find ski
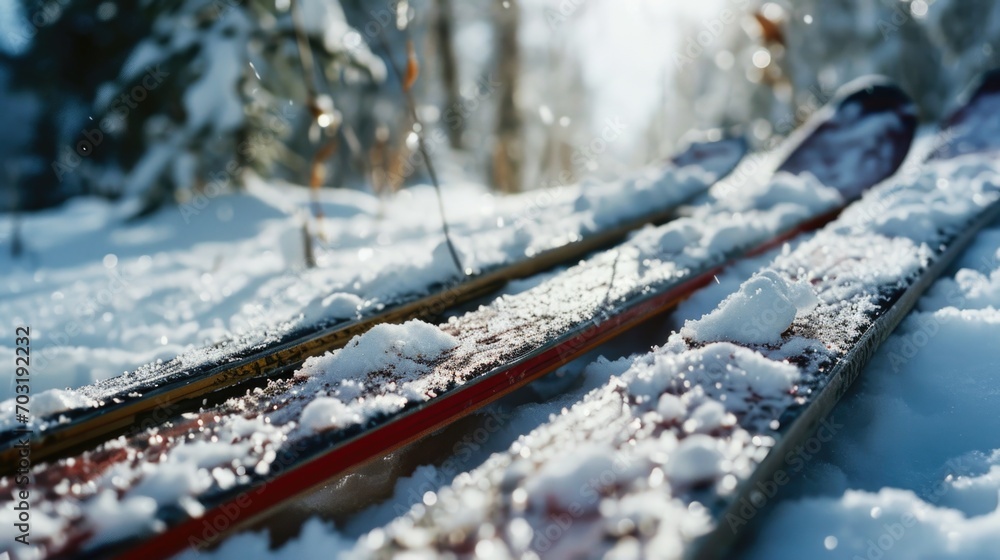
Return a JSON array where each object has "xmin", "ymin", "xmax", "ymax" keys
[
  {"xmin": 0, "ymin": 77, "xmax": 918, "ymax": 559},
  {"xmin": 0, "ymin": 135, "xmax": 748, "ymax": 470},
  {"xmin": 340, "ymin": 71, "xmax": 1000, "ymax": 559}
]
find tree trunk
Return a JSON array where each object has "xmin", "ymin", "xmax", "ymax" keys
[
  {"xmin": 435, "ymin": 0, "xmax": 463, "ymax": 150},
  {"xmin": 492, "ymin": 0, "xmax": 523, "ymax": 193}
]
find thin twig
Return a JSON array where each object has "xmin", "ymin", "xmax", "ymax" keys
[
  {"xmin": 289, "ymin": 0, "xmax": 330, "ymax": 236},
  {"xmin": 376, "ymin": 32, "xmax": 465, "ymax": 277}
]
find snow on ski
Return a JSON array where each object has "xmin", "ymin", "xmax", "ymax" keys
[
  {"xmin": 337, "ymin": 71, "xmax": 1000, "ymax": 560},
  {"xmin": 0, "ymin": 77, "xmax": 918, "ymax": 559},
  {"xmin": 0, "ymin": 137, "xmax": 748, "ymax": 471}
]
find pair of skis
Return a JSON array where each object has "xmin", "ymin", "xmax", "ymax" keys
[
  {"xmin": 0, "ymin": 137, "xmax": 749, "ymax": 472},
  {"xmin": 0, "ymin": 76, "xmax": 925, "ymax": 559},
  {"xmin": 355, "ymin": 70, "xmax": 1000, "ymax": 560}
]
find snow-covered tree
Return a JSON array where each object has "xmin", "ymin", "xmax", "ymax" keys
[
  {"xmin": 94, "ymin": 0, "xmax": 389, "ymax": 216},
  {"xmin": 9, "ymin": 0, "xmax": 390, "ymax": 215},
  {"xmin": 7, "ymin": 0, "xmax": 155, "ymax": 210}
]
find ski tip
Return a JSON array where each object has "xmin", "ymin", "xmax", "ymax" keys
[
  {"xmin": 972, "ymin": 66, "xmax": 1000, "ymax": 96},
  {"xmin": 832, "ymin": 75, "xmax": 916, "ymax": 114},
  {"xmin": 927, "ymin": 67, "xmax": 1000, "ymax": 161},
  {"xmin": 775, "ymin": 75, "xmax": 917, "ymax": 200},
  {"xmin": 669, "ymin": 134, "xmax": 748, "ymax": 176}
]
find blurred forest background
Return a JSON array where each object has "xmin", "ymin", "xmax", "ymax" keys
[{"xmin": 0, "ymin": 0, "xmax": 998, "ymax": 216}]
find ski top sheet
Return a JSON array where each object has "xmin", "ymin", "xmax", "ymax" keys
[
  {"xmin": 334, "ymin": 72, "xmax": 1000, "ymax": 560},
  {"xmin": 0, "ymin": 77, "xmax": 917, "ymax": 559},
  {"xmin": 0, "ymin": 136, "xmax": 748, "ymax": 470}
]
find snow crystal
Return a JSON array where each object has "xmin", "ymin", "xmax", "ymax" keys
[
  {"xmin": 686, "ymin": 400, "xmax": 729, "ymax": 434},
  {"xmin": 319, "ymin": 293, "xmax": 362, "ymax": 319},
  {"xmin": 83, "ymin": 490, "xmax": 162, "ymax": 549},
  {"xmin": 723, "ymin": 171, "xmax": 841, "ymax": 215},
  {"xmin": 27, "ymin": 389, "xmax": 97, "ymax": 419},
  {"xmin": 523, "ymin": 444, "xmax": 626, "ymax": 512},
  {"xmin": 299, "ymin": 397, "xmax": 361, "ymax": 433},
  {"xmin": 681, "ymin": 271, "xmax": 819, "ymax": 345},
  {"xmin": 656, "ymin": 393, "xmax": 686, "ymax": 423},
  {"xmin": 666, "ymin": 434, "xmax": 725, "ymax": 487},
  {"xmin": 296, "ymin": 320, "xmax": 458, "ymax": 385}
]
